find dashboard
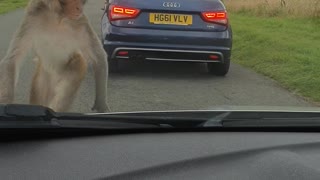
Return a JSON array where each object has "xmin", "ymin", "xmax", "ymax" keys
[{"xmin": 1, "ymin": 131, "xmax": 320, "ymax": 180}]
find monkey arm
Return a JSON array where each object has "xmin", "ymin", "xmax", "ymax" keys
[
  {"xmin": 0, "ymin": 18, "xmax": 32, "ymax": 103},
  {"xmin": 82, "ymin": 24, "xmax": 110, "ymax": 113}
]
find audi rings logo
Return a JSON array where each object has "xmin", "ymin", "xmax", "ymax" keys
[{"xmin": 163, "ymin": 2, "xmax": 181, "ymax": 8}]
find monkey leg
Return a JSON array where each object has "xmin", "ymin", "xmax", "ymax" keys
[
  {"xmin": 0, "ymin": 60, "xmax": 15, "ymax": 103},
  {"xmin": 47, "ymin": 53, "xmax": 88, "ymax": 112},
  {"xmin": 30, "ymin": 58, "xmax": 52, "ymax": 106}
]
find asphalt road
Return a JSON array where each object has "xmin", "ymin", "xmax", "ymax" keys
[{"xmin": 0, "ymin": 1, "xmax": 313, "ymax": 113}]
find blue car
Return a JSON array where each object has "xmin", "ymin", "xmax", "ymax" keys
[{"xmin": 101, "ymin": 0, "xmax": 233, "ymax": 75}]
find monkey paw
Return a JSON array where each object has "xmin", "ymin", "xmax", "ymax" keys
[
  {"xmin": 0, "ymin": 93, "xmax": 14, "ymax": 104},
  {"xmin": 91, "ymin": 102, "xmax": 110, "ymax": 113}
]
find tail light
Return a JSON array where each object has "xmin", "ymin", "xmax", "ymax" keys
[
  {"xmin": 109, "ymin": 5, "xmax": 140, "ymax": 21},
  {"xmin": 209, "ymin": 55, "xmax": 220, "ymax": 60},
  {"xmin": 117, "ymin": 51, "xmax": 129, "ymax": 56},
  {"xmin": 201, "ymin": 11, "xmax": 228, "ymax": 25}
]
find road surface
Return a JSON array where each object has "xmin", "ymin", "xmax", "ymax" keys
[{"xmin": 0, "ymin": 1, "xmax": 313, "ymax": 113}]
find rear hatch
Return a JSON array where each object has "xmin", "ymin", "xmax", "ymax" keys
[{"xmin": 107, "ymin": 0, "xmax": 228, "ymax": 32}]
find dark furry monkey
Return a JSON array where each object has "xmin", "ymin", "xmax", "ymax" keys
[{"xmin": 0, "ymin": 0, "xmax": 110, "ymax": 112}]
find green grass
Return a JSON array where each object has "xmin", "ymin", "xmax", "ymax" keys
[
  {"xmin": 0, "ymin": 0, "xmax": 28, "ymax": 14},
  {"xmin": 230, "ymin": 12, "xmax": 320, "ymax": 103}
]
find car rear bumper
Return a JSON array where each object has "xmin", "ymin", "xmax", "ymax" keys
[
  {"xmin": 103, "ymin": 41, "xmax": 231, "ymax": 63},
  {"xmin": 102, "ymin": 25, "xmax": 232, "ymax": 63}
]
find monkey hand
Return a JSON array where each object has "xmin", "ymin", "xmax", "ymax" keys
[{"xmin": 91, "ymin": 101, "xmax": 110, "ymax": 113}]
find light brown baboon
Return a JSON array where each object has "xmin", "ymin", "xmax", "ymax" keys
[{"xmin": 0, "ymin": 0, "xmax": 110, "ymax": 112}]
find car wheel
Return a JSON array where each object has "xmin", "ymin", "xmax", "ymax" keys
[
  {"xmin": 207, "ymin": 59, "xmax": 230, "ymax": 76},
  {"xmin": 108, "ymin": 58, "xmax": 119, "ymax": 73}
]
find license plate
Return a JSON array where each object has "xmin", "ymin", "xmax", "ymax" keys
[{"xmin": 149, "ymin": 13, "xmax": 193, "ymax": 25}]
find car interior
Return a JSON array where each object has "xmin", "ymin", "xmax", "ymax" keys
[{"xmin": 2, "ymin": 129, "xmax": 320, "ymax": 180}]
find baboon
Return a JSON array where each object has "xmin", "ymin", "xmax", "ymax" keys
[{"xmin": 0, "ymin": 0, "xmax": 110, "ymax": 112}]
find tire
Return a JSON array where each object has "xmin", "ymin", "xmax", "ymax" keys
[
  {"xmin": 108, "ymin": 58, "xmax": 119, "ymax": 73},
  {"xmin": 207, "ymin": 58, "xmax": 230, "ymax": 76}
]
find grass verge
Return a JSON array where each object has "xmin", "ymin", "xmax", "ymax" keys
[
  {"xmin": 0, "ymin": 0, "xmax": 28, "ymax": 15},
  {"xmin": 223, "ymin": 0, "xmax": 320, "ymax": 18},
  {"xmin": 229, "ymin": 12, "xmax": 320, "ymax": 103}
]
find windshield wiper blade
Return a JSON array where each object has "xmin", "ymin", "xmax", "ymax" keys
[
  {"xmin": 0, "ymin": 104, "xmax": 209, "ymax": 129},
  {"xmin": 4, "ymin": 104, "xmax": 320, "ymax": 130},
  {"xmin": 199, "ymin": 111, "xmax": 231, "ymax": 127},
  {"xmin": 0, "ymin": 104, "xmax": 59, "ymax": 128},
  {"xmin": 201, "ymin": 111, "xmax": 320, "ymax": 127}
]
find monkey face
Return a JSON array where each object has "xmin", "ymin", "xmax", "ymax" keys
[{"xmin": 60, "ymin": 0, "xmax": 84, "ymax": 20}]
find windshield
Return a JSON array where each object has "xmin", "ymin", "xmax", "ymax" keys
[{"xmin": 0, "ymin": 0, "xmax": 319, "ymax": 120}]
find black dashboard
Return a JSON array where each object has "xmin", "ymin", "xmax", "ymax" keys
[{"xmin": 2, "ymin": 131, "xmax": 320, "ymax": 180}]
